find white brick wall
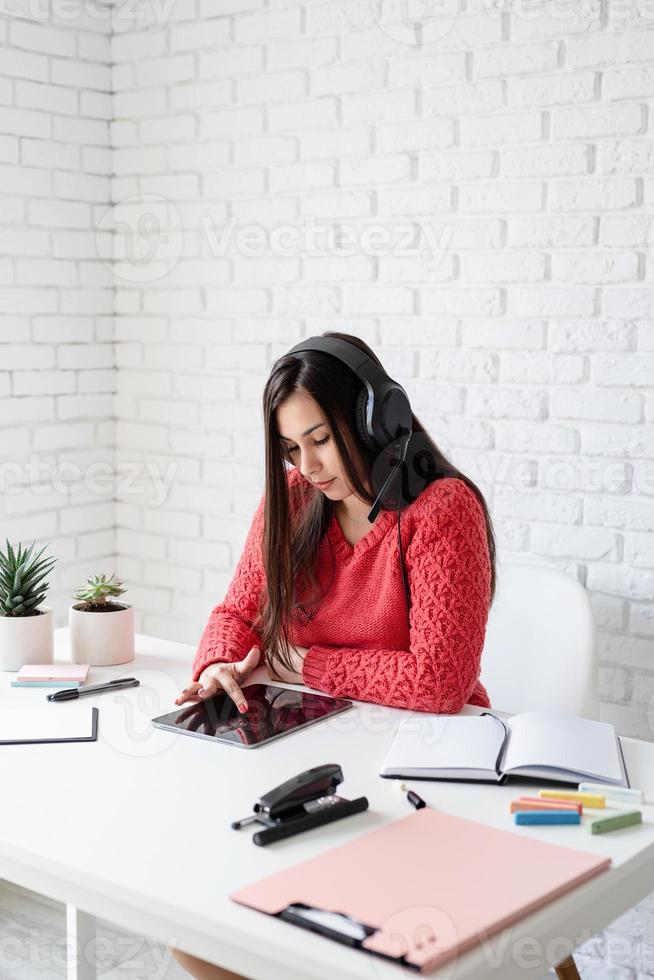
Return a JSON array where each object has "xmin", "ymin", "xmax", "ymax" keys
[
  {"xmin": 0, "ymin": 6, "xmax": 115, "ymax": 617},
  {"xmin": 2, "ymin": 1, "xmax": 654, "ymax": 973}
]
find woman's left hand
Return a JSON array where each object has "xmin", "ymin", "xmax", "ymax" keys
[{"xmin": 266, "ymin": 645, "xmax": 309, "ymax": 684}]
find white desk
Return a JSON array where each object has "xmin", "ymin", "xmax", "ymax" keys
[{"xmin": 1, "ymin": 629, "xmax": 653, "ymax": 980}]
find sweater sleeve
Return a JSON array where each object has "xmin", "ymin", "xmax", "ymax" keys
[
  {"xmin": 191, "ymin": 491, "xmax": 266, "ymax": 682},
  {"xmin": 301, "ymin": 479, "xmax": 492, "ymax": 713}
]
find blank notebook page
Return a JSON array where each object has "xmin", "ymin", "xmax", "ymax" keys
[
  {"xmin": 382, "ymin": 714, "xmax": 505, "ymax": 771},
  {"xmin": 503, "ymin": 710, "xmax": 623, "ymax": 781},
  {"xmin": 0, "ymin": 708, "xmax": 94, "ymax": 743}
]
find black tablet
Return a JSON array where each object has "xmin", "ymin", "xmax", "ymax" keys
[{"xmin": 151, "ymin": 683, "xmax": 353, "ymax": 748}]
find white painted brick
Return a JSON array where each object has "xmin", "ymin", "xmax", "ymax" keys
[
  {"xmin": 468, "ymin": 386, "xmax": 547, "ymax": 420},
  {"xmin": 551, "ymin": 104, "xmax": 644, "ymax": 140},
  {"xmin": 509, "ymin": 70, "xmax": 596, "ymax": 108},
  {"xmin": 300, "ymin": 128, "xmax": 368, "ymax": 160},
  {"xmin": 566, "ymin": 30, "xmax": 654, "ymax": 69},
  {"xmin": 630, "ymin": 604, "xmax": 654, "ymax": 637},
  {"xmin": 235, "ymin": 135, "xmax": 296, "ymax": 166},
  {"xmin": 500, "ymin": 351, "xmax": 585, "ymax": 384},
  {"xmin": 553, "ymin": 251, "xmax": 640, "ymax": 284},
  {"xmin": 599, "ymin": 665, "xmax": 631, "ymax": 701},
  {"xmin": 418, "ymin": 149, "xmax": 495, "ymax": 182},
  {"xmin": 343, "ymin": 286, "xmax": 413, "ymax": 316},
  {"xmin": 169, "ymin": 20, "xmax": 231, "ymax": 53},
  {"xmin": 552, "ymin": 387, "xmax": 642, "ymax": 423},
  {"xmin": 508, "ymin": 215, "xmax": 595, "ymax": 247},
  {"xmin": 496, "ymin": 421, "xmax": 577, "ymax": 453},
  {"xmin": 0, "ymin": 47, "xmax": 48, "ymax": 82},
  {"xmin": 15, "ymin": 80, "xmax": 78, "ymax": 116},
  {"xmin": 340, "ymin": 154, "xmax": 410, "ymax": 187},
  {"xmin": 377, "ymin": 185, "xmax": 452, "ymax": 217},
  {"xmin": 312, "ymin": 61, "xmax": 385, "ymax": 97},
  {"xmin": 533, "ymin": 526, "xmax": 621, "ymax": 561},
  {"xmin": 494, "ymin": 488, "xmax": 582, "ymax": 524},
  {"xmin": 461, "ymin": 110, "xmax": 543, "ymax": 147},
  {"xmin": 550, "ymin": 177, "xmax": 640, "ymax": 211},
  {"xmin": 268, "ymin": 36, "xmax": 338, "ymax": 71},
  {"xmin": 376, "ymin": 118, "xmax": 455, "ymax": 154},
  {"xmin": 586, "ymin": 496, "xmax": 654, "ymax": 533},
  {"xmin": 197, "ymin": 46, "xmax": 263, "ymax": 79},
  {"xmin": 459, "ymin": 181, "xmax": 543, "ymax": 214},
  {"xmin": 501, "ymin": 143, "xmax": 591, "ymax": 178},
  {"xmin": 388, "ymin": 52, "xmax": 466, "ymax": 88},
  {"xmin": 510, "ymin": 286, "xmax": 595, "ymax": 316},
  {"xmin": 342, "ymin": 89, "xmax": 415, "ymax": 126},
  {"xmin": 425, "ymin": 81, "xmax": 505, "ymax": 119},
  {"xmin": 625, "ymin": 533, "xmax": 654, "ymax": 569},
  {"xmin": 581, "ymin": 423, "xmax": 654, "ymax": 458},
  {"xmin": 270, "ymin": 161, "xmax": 334, "ymax": 194},
  {"xmin": 420, "ymin": 349, "xmax": 498, "ymax": 383},
  {"xmin": 463, "ymin": 320, "xmax": 545, "ymax": 349},
  {"xmin": 234, "ymin": 7, "xmax": 302, "ymax": 43},
  {"xmin": 592, "ymin": 353, "xmax": 654, "ymax": 386},
  {"xmin": 598, "ymin": 139, "xmax": 654, "ymax": 175},
  {"xmin": 52, "ymin": 115, "xmax": 109, "ymax": 146},
  {"xmin": 80, "ymin": 91, "xmax": 112, "ymax": 120},
  {"xmin": 599, "ymin": 213, "xmax": 651, "ymax": 247},
  {"xmin": 9, "ymin": 19, "xmax": 75, "ymax": 56},
  {"xmin": 269, "ymin": 99, "xmax": 338, "ymax": 132},
  {"xmin": 0, "ymin": 105, "xmax": 51, "ymax": 139},
  {"xmin": 421, "ymin": 287, "xmax": 503, "ymax": 316},
  {"xmin": 474, "ymin": 41, "xmax": 558, "ymax": 77},
  {"xmin": 238, "ymin": 72, "xmax": 304, "ymax": 106}
]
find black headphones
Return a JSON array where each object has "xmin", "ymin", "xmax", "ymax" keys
[{"xmin": 285, "ymin": 335, "xmax": 435, "ymax": 623}]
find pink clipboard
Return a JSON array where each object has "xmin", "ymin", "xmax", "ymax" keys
[{"xmin": 230, "ymin": 808, "xmax": 611, "ymax": 973}]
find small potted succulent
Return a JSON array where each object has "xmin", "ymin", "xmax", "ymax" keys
[
  {"xmin": 69, "ymin": 572, "xmax": 134, "ymax": 666},
  {"xmin": 0, "ymin": 539, "xmax": 57, "ymax": 671}
]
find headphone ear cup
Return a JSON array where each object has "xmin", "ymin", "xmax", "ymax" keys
[{"xmin": 355, "ymin": 387, "xmax": 377, "ymax": 451}]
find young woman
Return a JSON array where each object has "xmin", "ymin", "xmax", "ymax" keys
[{"xmin": 169, "ymin": 332, "xmax": 497, "ymax": 980}]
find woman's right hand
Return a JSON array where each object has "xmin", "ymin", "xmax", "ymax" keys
[{"xmin": 174, "ymin": 646, "xmax": 261, "ymax": 713}]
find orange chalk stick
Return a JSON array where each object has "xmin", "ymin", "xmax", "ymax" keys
[{"xmin": 509, "ymin": 797, "xmax": 583, "ymax": 815}]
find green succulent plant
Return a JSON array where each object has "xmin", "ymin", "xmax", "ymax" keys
[
  {"xmin": 0, "ymin": 539, "xmax": 57, "ymax": 617},
  {"xmin": 72, "ymin": 572, "xmax": 127, "ymax": 610}
]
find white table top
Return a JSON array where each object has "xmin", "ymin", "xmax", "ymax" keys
[{"xmin": 1, "ymin": 629, "xmax": 653, "ymax": 980}]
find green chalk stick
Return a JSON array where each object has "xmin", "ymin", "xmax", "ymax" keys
[{"xmin": 586, "ymin": 809, "xmax": 642, "ymax": 835}]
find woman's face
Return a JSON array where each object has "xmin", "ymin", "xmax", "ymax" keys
[{"xmin": 276, "ymin": 391, "xmax": 352, "ymax": 499}]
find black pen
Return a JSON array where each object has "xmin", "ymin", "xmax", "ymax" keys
[{"xmin": 47, "ymin": 677, "xmax": 140, "ymax": 702}]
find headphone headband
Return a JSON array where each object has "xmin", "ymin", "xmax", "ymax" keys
[{"xmin": 286, "ymin": 336, "xmax": 412, "ymax": 450}]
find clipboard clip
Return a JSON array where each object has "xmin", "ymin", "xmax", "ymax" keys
[
  {"xmin": 277, "ymin": 903, "xmax": 421, "ymax": 972},
  {"xmin": 230, "ymin": 763, "xmax": 369, "ymax": 846}
]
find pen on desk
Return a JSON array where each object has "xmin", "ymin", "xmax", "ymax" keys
[
  {"xmin": 394, "ymin": 782, "xmax": 427, "ymax": 810},
  {"xmin": 47, "ymin": 677, "xmax": 139, "ymax": 702}
]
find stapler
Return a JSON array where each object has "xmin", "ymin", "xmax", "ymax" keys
[{"xmin": 231, "ymin": 763, "xmax": 369, "ymax": 846}]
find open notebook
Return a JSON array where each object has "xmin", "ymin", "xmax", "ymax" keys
[
  {"xmin": 379, "ymin": 710, "xmax": 629, "ymax": 786},
  {"xmin": 0, "ymin": 707, "xmax": 98, "ymax": 745}
]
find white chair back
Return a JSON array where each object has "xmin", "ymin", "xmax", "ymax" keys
[{"xmin": 479, "ymin": 561, "xmax": 598, "ymax": 719}]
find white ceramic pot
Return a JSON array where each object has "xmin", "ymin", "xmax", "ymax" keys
[
  {"xmin": 0, "ymin": 606, "xmax": 54, "ymax": 672},
  {"xmin": 69, "ymin": 603, "xmax": 135, "ymax": 666}
]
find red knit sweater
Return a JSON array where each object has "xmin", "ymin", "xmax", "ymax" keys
[{"xmin": 192, "ymin": 468, "xmax": 492, "ymax": 713}]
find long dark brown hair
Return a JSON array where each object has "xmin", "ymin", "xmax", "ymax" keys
[{"xmin": 255, "ymin": 332, "xmax": 497, "ymax": 677}]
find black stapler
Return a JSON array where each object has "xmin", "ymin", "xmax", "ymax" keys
[{"xmin": 231, "ymin": 763, "xmax": 369, "ymax": 846}]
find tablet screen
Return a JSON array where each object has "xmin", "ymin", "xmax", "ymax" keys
[{"xmin": 151, "ymin": 683, "xmax": 353, "ymax": 748}]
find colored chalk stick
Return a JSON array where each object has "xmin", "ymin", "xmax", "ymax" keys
[
  {"xmin": 539, "ymin": 789, "xmax": 605, "ymax": 808},
  {"xmin": 586, "ymin": 809, "xmax": 642, "ymax": 835},
  {"xmin": 578, "ymin": 783, "xmax": 644, "ymax": 805},
  {"xmin": 509, "ymin": 797, "xmax": 582, "ymax": 815},
  {"xmin": 514, "ymin": 810, "xmax": 581, "ymax": 826}
]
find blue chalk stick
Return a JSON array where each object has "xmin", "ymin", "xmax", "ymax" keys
[{"xmin": 514, "ymin": 810, "xmax": 581, "ymax": 826}]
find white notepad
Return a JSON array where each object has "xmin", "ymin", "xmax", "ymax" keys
[
  {"xmin": 0, "ymin": 707, "xmax": 98, "ymax": 745},
  {"xmin": 379, "ymin": 710, "xmax": 628, "ymax": 786}
]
